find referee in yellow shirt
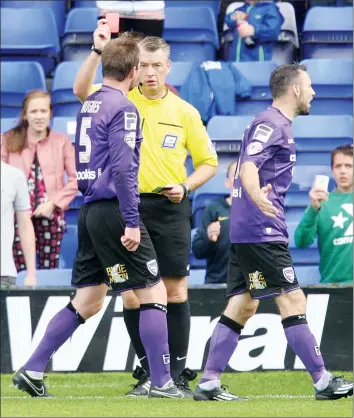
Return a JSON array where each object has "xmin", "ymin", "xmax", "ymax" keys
[{"xmin": 74, "ymin": 22, "xmax": 218, "ymax": 397}]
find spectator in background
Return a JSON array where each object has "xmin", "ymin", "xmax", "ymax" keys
[
  {"xmin": 295, "ymin": 145, "xmax": 353, "ymax": 284},
  {"xmin": 1, "ymin": 90, "xmax": 78, "ymax": 273},
  {"xmin": 225, "ymin": 0, "xmax": 284, "ymax": 62},
  {"xmin": 1, "ymin": 162, "xmax": 36, "ymax": 288},
  {"xmin": 192, "ymin": 160, "xmax": 237, "ymax": 284},
  {"xmin": 96, "ymin": 0, "xmax": 165, "ymax": 37}
]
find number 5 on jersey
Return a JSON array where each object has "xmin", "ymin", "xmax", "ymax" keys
[{"xmin": 79, "ymin": 117, "xmax": 92, "ymax": 164}]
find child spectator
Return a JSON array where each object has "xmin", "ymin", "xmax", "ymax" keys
[
  {"xmin": 225, "ymin": 0, "xmax": 284, "ymax": 61},
  {"xmin": 295, "ymin": 145, "xmax": 353, "ymax": 283}
]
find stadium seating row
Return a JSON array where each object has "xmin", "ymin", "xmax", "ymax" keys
[
  {"xmin": 1, "ymin": 58, "xmax": 352, "ymax": 118},
  {"xmin": 1, "ymin": 6, "xmax": 352, "ymax": 75}
]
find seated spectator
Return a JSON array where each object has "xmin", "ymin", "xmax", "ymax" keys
[
  {"xmin": 1, "ymin": 162, "xmax": 36, "ymax": 288},
  {"xmin": 295, "ymin": 145, "xmax": 353, "ymax": 284},
  {"xmin": 1, "ymin": 90, "xmax": 78, "ymax": 273},
  {"xmin": 225, "ymin": 0, "xmax": 284, "ymax": 62},
  {"xmin": 192, "ymin": 160, "xmax": 237, "ymax": 284},
  {"xmin": 96, "ymin": 0, "xmax": 165, "ymax": 37}
]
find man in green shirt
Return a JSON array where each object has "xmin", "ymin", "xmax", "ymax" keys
[{"xmin": 295, "ymin": 144, "xmax": 353, "ymax": 283}]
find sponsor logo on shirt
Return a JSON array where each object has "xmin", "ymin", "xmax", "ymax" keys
[
  {"xmin": 290, "ymin": 154, "xmax": 296, "ymax": 162},
  {"xmin": 282, "ymin": 267, "xmax": 295, "ymax": 283},
  {"xmin": 332, "ymin": 203, "xmax": 353, "ymax": 246},
  {"xmin": 146, "ymin": 259, "xmax": 158, "ymax": 276},
  {"xmin": 288, "ymin": 138, "xmax": 294, "ymax": 144},
  {"xmin": 247, "ymin": 142, "xmax": 263, "ymax": 156},
  {"xmin": 124, "ymin": 132, "xmax": 136, "ymax": 149},
  {"xmin": 249, "ymin": 271, "xmax": 267, "ymax": 290},
  {"xmin": 218, "ymin": 216, "xmax": 229, "ymax": 221},
  {"xmin": 162, "ymin": 134, "xmax": 178, "ymax": 149},
  {"xmin": 252, "ymin": 124, "xmax": 274, "ymax": 143},
  {"xmin": 77, "ymin": 169, "xmax": 97, "ymax": 180},
  {"xmin": 106, "ymin": 264, "xmax": 129, "ymax": 283},
  {"xmin": 124, "ymin": 112, "xmax": 137, "ymax": 130}
]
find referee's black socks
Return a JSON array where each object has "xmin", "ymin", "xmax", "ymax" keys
[
  {"xmin": 123, "ymin": 307, "xmax": 149, "ymax": 374},
  {"xmin": 167, "ymin": 300, "xmax": 191, "ymax": 381}
]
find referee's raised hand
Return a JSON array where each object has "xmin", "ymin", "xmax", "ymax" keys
[
  {"xmin": 121, "ymin": 227, "xmax": 141, "ymax": 252},
  {"xmin": 161, "ymin": 184, "xmax": 184, "ymax": 204},
  {"xmin": 255, "ymin": 184, "xmax": 278, "ymax": 218}
]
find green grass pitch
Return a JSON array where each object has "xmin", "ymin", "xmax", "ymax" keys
[{"xmin": 1, "ymin": 371, "xmax": 352, "ymax": 417}]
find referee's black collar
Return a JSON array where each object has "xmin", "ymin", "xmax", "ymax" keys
[{"xmin": 137, "ymin": 85, "xmax": 169, "ymax": 101}]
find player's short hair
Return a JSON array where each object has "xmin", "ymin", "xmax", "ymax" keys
[
  {"xmin": 139, "ymin": 36, "xmax": 170, "ymax": 60},
  {"xmin": 226, "ymin": 160, "xmax": 238, "ymax": 178},
  {"xmin": 269, "ymin": 63, "xmax": 308, "ymax": 99},
  {"xmin": 118, "ymin": 31, "xmax": 145, "ymax": 43},
  {"xmin": 102, "ymin": 37, "xmax": 139, "ymax": 82},
  {"xmin": 331, "ymin": 144, "xmax": 353, "ymax": 168}
]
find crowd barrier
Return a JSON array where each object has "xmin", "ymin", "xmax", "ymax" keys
[{"xmin": 1, "ymin": 286, "xmax": 352, "ymax": 373}]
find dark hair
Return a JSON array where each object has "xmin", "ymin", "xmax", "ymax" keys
[
  {"xmin": 4, "ymin": 90, "xmax": 51, "ymax": 153},
  {"xmin": 226, "ymin": 160, "xmax": 238, "ymax": 178},
  {"xmin": 101, "ymin": 37, "xmax": 140, "ymax": 82},
  {"xmin": 331, "ymin": 144, "xmax": 353, "ymax": 167},
  {"xmin": 269, "ymin": 63, "xmax": 307, "ymax": 99}
]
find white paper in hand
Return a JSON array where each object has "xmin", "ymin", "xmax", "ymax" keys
[{"xmin": 314, "ymin": 175, "xmax": 329, "ymax": 191}]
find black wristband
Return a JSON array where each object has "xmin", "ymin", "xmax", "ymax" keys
[
  {"xmin": 91, "ymin": 46, "xmax": 102, "ymax": 55},
  {"xmin": 180, "ymin": 183, "xmax": 190, "ymax": 198}
]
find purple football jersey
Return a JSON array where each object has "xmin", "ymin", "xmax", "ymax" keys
[
  {"xmin": 231, "ymin": 107, "xmax": 296, "ymax": 243},
  {"xmin": 75, "ymin": 85, "xmax": 142, "ymax": 228}
]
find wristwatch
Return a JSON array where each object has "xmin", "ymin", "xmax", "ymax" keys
[
  {"xmin": 180, "ymin": 183, "xmax": 190, "ymax": 198},
  {"xmin": 91, "ymin": 45, "xmax": 102, "ymax": 55}
]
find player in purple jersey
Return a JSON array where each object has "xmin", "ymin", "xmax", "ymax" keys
[
  {"xmin": 13, "ymin": 37, "xmax": 184, "ymax": 399},
  {"xmin": 193, "ymin": 64, "xmax": 353, "ymax": 402}
]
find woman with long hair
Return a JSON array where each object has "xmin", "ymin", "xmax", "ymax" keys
[{"xmin": 1, "ymin": 90, "xmax": 78, "ymax": 276}]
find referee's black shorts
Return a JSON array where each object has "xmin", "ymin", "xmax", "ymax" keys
[
  {"xmin": 139, "ymin": 194, "xmax": 192, "ymax": 278},
  {"xmin": 227, "ymin": 242, "xmax": 300, "ymax": 299},
  {"xmin": 72, "ymin": 199, "xmax": 161, "ymax": 293}
]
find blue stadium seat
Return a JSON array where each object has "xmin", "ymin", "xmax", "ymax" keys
[
  {"xmin": 165, "ymin": 1, "xmax": 220, "ymax": 19},
  {"xmin": 163, "ymin": 7, "xmax": 219, "ymax": 62},
  {"xmin": 1, "ymin": 62, "xmax": 47, "ymax": 118},
  {"xmin": 192, "ymin": 171, "xmax": 228, "ymax": 227},
  {"xmin": 292, "ymin": 115, "xmax": 353, "ymax": 152},
  {"xmin": 232, "ymin": 61, "xmax": 278, "ymax": 115},
  {"xmin": 1, "ymin": 118, "xmax": 17, "ymax": 134},
  {"xmin": 0, "ymin": 1, "xmax": 66, "ymax": 36},
  {"xmin": 287, "ymin": 221, "xmax": 319, "ymax": 265},
  {"xmin": 295, "ymin": 265, "xmax": 321, "ymax": 286},
  {"xmin": 189, "ymin": 228, "xmax": 207, "ymax": 269},
  {"xmin": 285, "ymin": 191, "xmax": 309, "ymax": 209},
  {"xmin": 302, "ymin": 7, "xmax": 353, "ymax": 59},
  {"xmin": 300, "ymin": 59, "xmax": 353, "ymax": 115},
  {"xmin": 290, "ymin": 165, "xmax": 333, "ymax": 192},
  {"xmin": 59, "ymin": 225, "xmax": 78, "ymax": 269},
  {"xmin": 207, "ymin": 115, "xmax": 254, "ymax": 153},
  {"xmin": 17, "ymin": 269, "xmax": 73, "ymax": 287},
  {"xmin": 62, "ymin": 8, "xmax": 97, "ymax": 61},
  {"xmin": 1, "ymin": 8, "xmax": 60, "ymax": 75},
  {"xmin": 188, "ymin": 269, "xmax": 206, "ymax": 286},
  {"xmin": 52, "ymin": 117, "xmax": 77, "ymax": 143},
  {"xmin": 73, "ymin": 0, "xmax": 97, "ymax": 7},
  {"xmin": 166, "ymin": 62, "xmax": 194, "ymax": 92},
  {"xmin": 285, "ymin": 208, "xmax": 305, "ymax": 223},
  {"xmin": 52, "ymin": 61, "xmax": 103, "ymax": 117}
]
